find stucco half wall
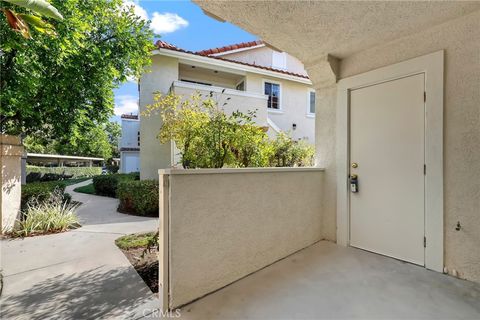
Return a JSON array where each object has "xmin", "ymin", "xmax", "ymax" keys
[{"xmin": 159, "ymin": 168, "xmax": 324, "ymax": 308}]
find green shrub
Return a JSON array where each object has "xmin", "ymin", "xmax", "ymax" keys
[
  {"xmin": 268, "ymin": 132, "xmax": 315, "ymax": 167},
  {"xmin": 12, "ymin": 189, "xmax": 80, "ymax": 237},
  {"xmin": 21, "ymin": 181, "xmax": 67, "ymax": 209},
  {"xmin": 115, "ymin": 232, "xmax": 157, "ymax": 250},
  {"xmin": 117, "ymin": 180, "xmax": 158, "ymax": 216},
  {"xmin": 92, "ymin": 172, "xmax": 139, "ymax": 197},
  {"xmin": 26, "ymin": 166, "xmax": 102, "ymax": 182},
  {"xmin": 144, "ymin": 92, "xmax": 315, "ymax": 168}
]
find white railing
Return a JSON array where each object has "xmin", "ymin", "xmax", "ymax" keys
[{"xmin": 171, "ymin": 81, "xmax": 268, "ymax": 127}]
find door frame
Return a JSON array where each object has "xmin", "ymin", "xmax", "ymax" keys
[{"xmin": 336, "ymin": 50, "xmax": 444, "ymax": 272}]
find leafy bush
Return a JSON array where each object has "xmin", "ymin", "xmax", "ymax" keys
[
  {"xmin": 117, "ymin": 180, "xmax": 159, "ymax": 216},
  {"xmin": 269, "ymin": 132, "xmax": 315, "ymax": 167},
  {"xmin": 21, "ymin": 181, "xmax": 67, "ymax": 209},
  {"xmin": 92, "ymin": 172, "xmax": 139, "ymax": 197},
  {"xmin": 105, "ymin": 164, "xmax": 119, "ymax": 174},
  {"xmin": 26, "ymin": 166, "xmax": 102, "ymax": 182},
  {"xmin": 115, "ymin": 232, "xmax": 157, "ymax": 250},
  {"xmin": 12, "ymin": 189, "xmax": 80, "ymax": 237},
  {"xmin": 143, "ymin": 92, "xmax": 314, "ymax": 168}
]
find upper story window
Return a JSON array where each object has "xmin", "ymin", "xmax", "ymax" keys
[
  {"xmin": 308, "ymin": 90, "xmax": 316, "ymax": 115},
  {"xmin": 264, "ymin": 82, "xmax": 281, "ymax": 110}
]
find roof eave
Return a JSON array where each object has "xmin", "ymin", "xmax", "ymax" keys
[{"xmin": 153, "ymin": 48, "xmax": 312, "ymax": 85}]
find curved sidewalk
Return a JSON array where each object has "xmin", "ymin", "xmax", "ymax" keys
[{"xmin": 0, "ymin": 180, "xmax": 159, "ymax": 319}]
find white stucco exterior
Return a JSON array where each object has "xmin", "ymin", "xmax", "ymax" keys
[
  {"xmin": 159, "ymin": 167, "xmax": 324, "ymax": 308},
  {"xmin": 0, "ymin": 135, "xmax": 23, "ymax": 234}
]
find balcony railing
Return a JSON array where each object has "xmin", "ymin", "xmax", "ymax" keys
[{"xmin": 171, "ymin": 80, "xmax": 268, "ymax": 126}]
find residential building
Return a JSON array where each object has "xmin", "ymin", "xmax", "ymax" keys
[
  {"xmin": 119, "ymin": 114, "xmax": 140, "ymax": 173},
  {"xmin": 139, "ymin": 40, "xmax": 315, "ymax": 179}
]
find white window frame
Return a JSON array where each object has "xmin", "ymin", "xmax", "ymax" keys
[
  {"xmin": 263, "ymin": 79, "xmax": 283, "ymax": 113},
  {"xmin": 336, "ymin": 50, "xmax": 444, "ymax": 273},
  {"xmin": 307, "ymin": 88, "xmax": 316, "ymax": 117}
]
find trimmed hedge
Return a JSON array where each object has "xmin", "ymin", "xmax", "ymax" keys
[
  {"xmin": 117, "ymin": 180, "xmax": 159, "ymax": 216},
  {"xmin": 26, "ymin": 166, "xmax": 102, "ymax": 183},
  {"xmin": 21, "ymin": 181, "xmax": 67, "ymax": 209},
  {"xmin": 92, "ymin": 172, "xmax": 139, "ymax": 197}
]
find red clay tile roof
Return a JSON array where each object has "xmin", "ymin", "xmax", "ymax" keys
[
  {"xmin": 196, "ymin": 40, "xmax": 264, "ymax": 56},
  {"xmin": 155, "ymin": 40, "xmax": 309, "ymax": 80},
  {"xmin": 121, "ymin": 114, "xmax": 138, "ymax": 120}
]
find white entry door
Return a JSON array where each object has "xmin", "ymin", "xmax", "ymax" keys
[{"xmin": 349, "ymin": 73, "xmax": 425, "ymax": 265}]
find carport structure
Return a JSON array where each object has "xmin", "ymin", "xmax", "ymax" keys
[{"xmin": 154, "ymin": 1, "xmax": 480, "ymax": 317}]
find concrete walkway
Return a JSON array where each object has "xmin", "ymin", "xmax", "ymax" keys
[
  {"xmin": 174, "ymin": 241, "xmax": 480, "ymax": 320},
  {"xmin": 0, "ymin": 180, "xmax": 159, "ymax": 319}
]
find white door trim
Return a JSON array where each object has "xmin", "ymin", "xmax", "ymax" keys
[{"xmin": 336, "ymin": 50, "xmax": 444, "ymax": 272}]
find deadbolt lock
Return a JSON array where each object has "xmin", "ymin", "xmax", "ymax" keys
[{"xmin": 351, "ymin": 162, "xmax": 358, "ymax": 168}]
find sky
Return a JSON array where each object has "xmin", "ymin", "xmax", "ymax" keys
[{"xmin": 112, "ymin": 0, "xmax": 257, "ymax": 122}]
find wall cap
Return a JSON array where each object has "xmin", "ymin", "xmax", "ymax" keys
[{"xmin": 159, "ymin": 167, "xmax": 325, "ymax": 175}]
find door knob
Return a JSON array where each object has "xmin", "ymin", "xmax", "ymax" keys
[{"xmin": 351, "ymin": 162, "xmax": 358, "ymax": 168}]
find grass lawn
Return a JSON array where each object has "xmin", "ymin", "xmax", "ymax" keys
[
  {"xmin": 63, "ymin": 177, "xmax": 91, "ymax": 186},
  {"xmin": 115, "ymin": 232, "xmax": 157, "ymax": 250},
  {"xmin": 73, "ymin": 183, "xmax": 95, "ymax": 195}
]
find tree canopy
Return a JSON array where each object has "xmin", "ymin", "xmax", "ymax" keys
[
  {"xmin": 0, "ymin": 0, "xmax": 154, "ymax": 139},
  {"xmin": 23, "ymin": 121, "xmax": 121, "ymax": 159}
]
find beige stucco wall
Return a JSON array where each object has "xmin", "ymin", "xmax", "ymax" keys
[
  {"xmin": 139, "ymin": 55, "xmax": 179, "ymax": 179},
  {"xmin": 0, "ymin": 135, "xmax": 23, "ymax": 233},
  {"xmin": 161, "ymin": 168, "xmax": 324, "ymax": 308},
  {"xmin": 246, "ymin": 73, "xmax": 315, "ymax": 142},
  {"xmin": 319, "ymin": 11, "xmax": 479, "ymax": 282},
  {"xmin": 221, "ymin": 46, "xmax": 308, "ymax": 76},
  {"xmin": 221, "ymin": 46, "xmax": 273, "ymax": 68}
]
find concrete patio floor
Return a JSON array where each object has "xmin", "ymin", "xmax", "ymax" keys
[
  {"xmin": 0, "ymin": 180, "xmax": 159, "ymax": 319},
  {"xmin": 173, "ymin": 241, "xmax": 480, "ymax": 320}
]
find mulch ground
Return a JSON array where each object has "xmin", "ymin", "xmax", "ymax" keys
[{"xmin": 120, "ymin": 247, "xmax": 159, "ymax": 293}]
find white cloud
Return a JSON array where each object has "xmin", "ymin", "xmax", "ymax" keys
[
  {"xmin": 114, "ymin": 95, "xmax": 138, "ymax": 116},
  {"xmin": 122, "ymin": 0, "xmax": 148, "ymax": 21},
  {"xmin": 150, "ymin": 12, "xmax": 189, "ymax": 34},
  {"xmin": 122, "ymin": 1, "xmax": 188, "ymax": 34}
]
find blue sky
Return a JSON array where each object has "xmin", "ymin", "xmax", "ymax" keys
[{"xmin": 113, "ymin": 0, "xmax": 257, "ymax": 122}]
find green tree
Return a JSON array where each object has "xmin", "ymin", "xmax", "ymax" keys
[
  {"xmin": 24, "ymin": 121, "xmax": 120, "ymax": 159},
  {"xmin": 105, "ymin": 121, "xmax": 121, "ymax": 158},
  {"xmin": 144, "ymin": 92, "xmax": 275, "ymax": 169},
  {"xmin": 0, "ymin": 0, "xmax": 154, "ymax": 140}
]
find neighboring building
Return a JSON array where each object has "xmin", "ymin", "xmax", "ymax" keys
[
  {"xmin": 139, "ymin": 40, "xmax": 316, "ymax": 179},
  {"xmin": 119, "ymin": 114, "xmax": 140, "ymax": 173}
]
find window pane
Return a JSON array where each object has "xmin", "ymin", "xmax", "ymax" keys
[
  {"xmin": 309, "ymin": 92, "xmax": 316, "ymax": 114},
  {"xmin": 265, "ymin": 82, "xmax": 280, "ymax": 109}
]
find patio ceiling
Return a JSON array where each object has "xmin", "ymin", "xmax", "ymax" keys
[{"xmin": 194, "ymin": 1, "xmax": 480, "ymax": 64}]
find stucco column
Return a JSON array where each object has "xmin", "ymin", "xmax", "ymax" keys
[
  {"xmin": 1, "ymin": 134, "xmax": 24, "ymax": 234},
  {"xmin": 304, "ymin": 56, "xmax": 339, "ymax": 241}
]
